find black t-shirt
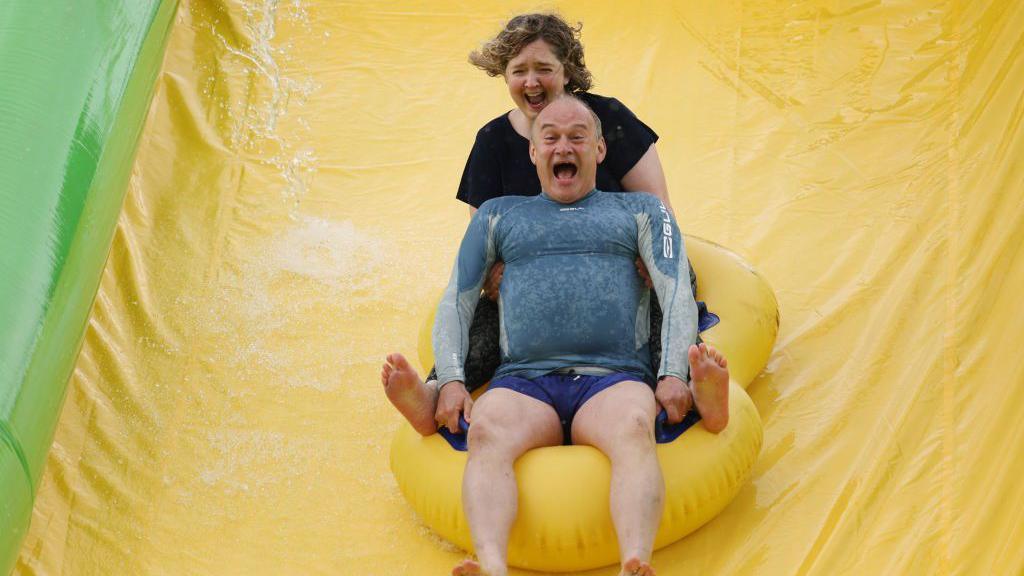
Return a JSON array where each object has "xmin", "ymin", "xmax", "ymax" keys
[{"xmin": 455, "ymin": 93, "xmax": 659, "ymax": 207}]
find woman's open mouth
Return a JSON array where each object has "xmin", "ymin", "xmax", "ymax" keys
[{"xmin": 525, "ymin": 92, "xmax": 545, "ymax": 109}]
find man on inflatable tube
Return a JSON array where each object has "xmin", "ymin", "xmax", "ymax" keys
[{"xmin": 386, "ymin": 95, "xmax": 730, "ymax": 576}]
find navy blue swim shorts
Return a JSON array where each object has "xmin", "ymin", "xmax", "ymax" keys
[{"xmin": 488, "ymin": 370, "xmax": 643, "ymax": 444}]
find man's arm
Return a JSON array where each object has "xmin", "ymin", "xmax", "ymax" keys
[
  {"xmin": 432, "ymin": 206, "xmax": 497, "ymax": 387},
  {"xmin": 636, "ymin": 198, "xmax": 698, "ymax": 382}
]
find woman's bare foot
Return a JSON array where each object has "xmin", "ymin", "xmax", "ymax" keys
[
  {"xmin": 621, "ymin": 557, "xmax": 656, "ymax": 576},
  {"xmin": 381, "ymin": 353, "xmax": 439, "ymax": 436},
  {"xmin": 688, "ymin": 343, "xmax": 730, "ymax": 433}
]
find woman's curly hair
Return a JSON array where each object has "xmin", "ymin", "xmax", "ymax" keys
[{"xmin": 469, "ymin": 13, "xmax": 593, "ymax": 93}]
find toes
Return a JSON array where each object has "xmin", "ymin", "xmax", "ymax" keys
[
  {"xmin": 707, "ymin": 347, "xmax": 727, "ymax": 369},
  {"xmin": 391, "ymin": 352, "xmax": 411, "ymax": 370},
  {"xmin": 621, "ymin": 558, "xmax": 656, "ymax": 576},
  {"xmin": 451, "ymin": 559, "xmax": 481, "ymax": 576},
  {"xmin": 623, "ymin": 558, "xmax": 647, "ymax": 575},
  {"xmin": 688, "ymin": 344, "xmax": 700, "ymax": 364}
]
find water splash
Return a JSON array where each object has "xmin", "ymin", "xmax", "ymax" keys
[
  {"xmin": 177, "ymin": 215, "xmax": 404, "ymax": 393},
  {"xmin": 206, "ymin": 0, "xmax": 322, "ymax": 213}
]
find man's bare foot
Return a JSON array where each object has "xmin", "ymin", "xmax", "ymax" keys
[
  {"xmin": 453, "ymin": 558, "xmax": 503, "ymax": 576},
  {"xmin": 381, "ymin": 353, "xmax": 438, "ymax": 436},
  {"xmin": 688, "ymin": 343, "xmax": 730, "ymax": 433},
  {"xmin": 621, "ymin": 557, "xmax": 656, "ymax": 576}
]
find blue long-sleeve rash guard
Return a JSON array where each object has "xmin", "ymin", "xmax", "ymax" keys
[{"xmin": 433, "ymin": 189, "xmax": 698, "ymax": 387}]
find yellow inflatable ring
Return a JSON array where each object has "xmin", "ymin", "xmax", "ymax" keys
[{"xmin": 390, "ymin": 236, "xmax": 778, "ymax": 572}]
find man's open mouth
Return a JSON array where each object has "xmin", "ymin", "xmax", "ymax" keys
[{"xmin": 554, "ymin": 162, "xmax": 578, "ymax": 181}]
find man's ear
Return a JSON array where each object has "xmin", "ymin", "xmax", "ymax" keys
[
  {"xmin": 529, "ymin": 140, "xmax": 537, "ymax": 165},
  {"xmin": 596, "ymin": 136, "xmax": 607, "ymax": 165}
]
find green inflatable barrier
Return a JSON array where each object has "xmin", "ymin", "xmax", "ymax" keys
[{"xmin": 0, "ymin": 2, "xmax": 178, "ymax": 572}]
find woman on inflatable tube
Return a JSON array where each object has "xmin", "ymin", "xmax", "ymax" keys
[{"xmin": 383, "ymin": 12, "xmax": 730, "ymax": 438}]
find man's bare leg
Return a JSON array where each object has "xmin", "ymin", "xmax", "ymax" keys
[
  {"xmin": 687, "ymin": 343, "xmax": 730, "ymax": 433},
  {"xmin": 456, "ymin": 388, "xmax": 563, "ymax": 576},
  {"xmin": 381, "ymin": 353, "xmax": 438, "ymax": 436},
  {"xmin": 572, "ymin": 380, "xmax": 662, "ymax": 576}
]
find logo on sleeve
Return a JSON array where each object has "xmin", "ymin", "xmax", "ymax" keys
[{"xmin": 659, "ymin": 204, "xmax": 674, "ymax": 259}]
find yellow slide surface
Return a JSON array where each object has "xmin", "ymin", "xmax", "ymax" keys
[{"xmin": 15, "ymin": 1, "xmax": 1024, "ymax": 574}]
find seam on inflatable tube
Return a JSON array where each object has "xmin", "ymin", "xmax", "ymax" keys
[{"xmin": 0, "ymin": 419, "xmax": 34, "ymax": 500}]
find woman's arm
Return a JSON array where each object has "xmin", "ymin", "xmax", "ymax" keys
[{"xmin": 620, "ymin": 144, "xmax": 674, "ymax": 214}]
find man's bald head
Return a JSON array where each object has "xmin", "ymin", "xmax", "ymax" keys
[{"xmin": 530, "ymin": 95, "xmax": 603, "ymax": 144}]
